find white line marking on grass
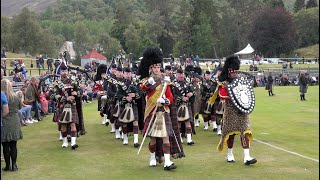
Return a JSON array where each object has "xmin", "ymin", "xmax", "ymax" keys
[{"xmin": 254, "ymin": 138, "xmax": 319, "ymax": 163}]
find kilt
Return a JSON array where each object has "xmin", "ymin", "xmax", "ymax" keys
[
  {"xmin": 55, "ymin": 104, "xmax": 79, "ymax": 124},
  {"xmin": 299, "ymin": 85, "xmax": 307, "ymax": 93},
  {"xmin": 119, "ymin": 103, "xmax": 139, "ymax": 124},
  {"xmin": 142, "ymin": 108, "xmax": 173, "ymax": 137}
]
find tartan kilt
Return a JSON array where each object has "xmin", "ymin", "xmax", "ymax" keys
[
  {"xmin": 55, "ymin": 104, "xmax": 79, "ymax": 124},
  {"xmin": 154, "ymin": 103, "xmax": 185, "ymax": 161},
  {"xmin": 119, "ymin": 103, "xmax": 139, "ymax": 124},
  {"xmin": 212, "ymin": 98, "xmax": 223, "ymax": 118},
  {"xmin": 200, "ymin": 98, "xmax": 211, "ymax": 115},
  {"xmin": 142, "ymin": 109, "xmax": 173, "ymax": 137}
]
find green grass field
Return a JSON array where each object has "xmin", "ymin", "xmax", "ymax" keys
[{"xmin": 1, "ymin": 86, "xmax": 319, "ymax": 180}]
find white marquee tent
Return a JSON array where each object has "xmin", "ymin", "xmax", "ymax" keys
[{"xmin": 234, "ymin": 44, "xmax": 255, "ymax": 55}]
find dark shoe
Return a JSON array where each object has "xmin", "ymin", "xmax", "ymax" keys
[
  {"xmin": 134, "ymin": 143, "xmax": 140, "ymax": 148},
  {"xmin": 2, "ymin": 166, "xmax": 11, "ymax": 171},
  {"xmin": 37, "ymin": 118, "xmax": 42, "ymax": 121},
  {"xmin": 187, "ymin": 141, "xmax": 194, "ymax": 145},
  {"xmin": 164, "ymin": 163, "xmax": 177, "ymax": 170},
  {"xmin": 213, "ymin": 128, "xmax": 217, "ymax": 132},
  {"xmin": 244, "ymin": 158, "xmax": 257, "ymax": 165},
  {"xmin": 105, "ymin": 122, "xmax": 109, "ymax": 126},
  {"xmin": 71, "ymin": 144, "xmax": 79, "ymax": 149},
  {"xmin": 11, "ymin": 164, "xmax": 18, "ymax": 171}
]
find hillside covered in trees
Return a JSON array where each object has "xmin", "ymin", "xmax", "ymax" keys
[{"xmin": 1, "ymin": 0, "xmax": 319, "ymax": 63}]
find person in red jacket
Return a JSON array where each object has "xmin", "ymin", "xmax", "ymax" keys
[
  {"xmin": 138, "ymin": 47, "xmax": 184, "ymax": 170},
  {"xmin": 216, "ymin": 56, "xmax": 257, "ymax": 165}
]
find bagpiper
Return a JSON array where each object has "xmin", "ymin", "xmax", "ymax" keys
[
  {"xmin": 118, "ymin": 67, "xmax": 143, "ymax": 147},
  {"xmin": 94, "ymin": 64, "xmax": 109, "ymax": 125},
  {"xmin": 51, "ymin": 62, "xmax": 83, "ymax": 149},
  {"xmin": 172, "ymin": 69, "xmax": 195, "ymax": 145},
  {"xmin": 200, "ymin": 70, "xmax": 215, "ymax": 131}
]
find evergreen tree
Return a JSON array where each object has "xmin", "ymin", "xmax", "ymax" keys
[
  {"xmin": 294, "ymin": 0, "xmax": 306, "ymax": 13},
  {"xmin": 306, "ymin": 0, "xmax": 318, "ymax": 8}
]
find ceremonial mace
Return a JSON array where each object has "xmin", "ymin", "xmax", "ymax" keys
[{"xmin": 137, "ymin": 76, "xmax": 171, "ymax": 155}]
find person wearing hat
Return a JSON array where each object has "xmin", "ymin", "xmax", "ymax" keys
[
  {"xmin": 94, "ymin": 64, "xmax": 109, "ymax": 125},
  {"xmin": 101, "ymin": 63, "xmax": 118, "ymax": 132},
  {"xmin": 211, "ymin": 67, "xmax": 223, "ymax": 135},
  {"xmin": 192, "ymin": 66, "xmax": 203, "ymax": 127},
  {"xmin": 172, "ymin": 69, "xmax": 195, "ymax": 145},
  {"xmin": 164, "ymin": 65, "xmax": 174, "ymax": 81},
  {"xmin": 50, "ymin": 62, "xmax": 82, "ymax": 149},
  {"xmin": 108, "ymin": 66, "xmax": 124, "ymax": 138},
  {"xmin": 200, "ymin": 70, "xmax": 215, "ymax": 131},
  {"xmin": 117, "ymin": 67, "xmax": 143, "ymax": 147},
  {"xmin": 138, "ymin": 47, "xmax": 184, "ymax": 170},
  {"xmin": 216, "ymin": 56, "xmax": 257, "ymax": 165}
]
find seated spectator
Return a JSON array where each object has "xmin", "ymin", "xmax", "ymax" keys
[
  {"xmin": 39, "ymin": 91, "xmax": 49, "ymax": 115},
  {"xmin": 16, "ymin": 91, "xmax": 36, "ymax": 125},
  {"xmin": 24, "ymin": 77, "xmax": 43, "ymax": 121},
  {"xmin": 21, "ymin": 64, "xmax": 27, "ymax": 79},
  {"xmin": 21, "ymin": 80, "xmax": 30, "ymax": 93},
  {"xmin": 12, "ymin": 73, "xmax": 21, "ymax": 82}
]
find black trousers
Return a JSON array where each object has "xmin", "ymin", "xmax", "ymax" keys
[{"xmin": 2, "ymin": 141, "xmax": 18, "ymax": 167}]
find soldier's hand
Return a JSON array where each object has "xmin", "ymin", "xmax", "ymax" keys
[
  {"xmin": 148, "ymin": 77, "xmax": 156, "ymax": 85},
  {"xmin": 126, "ymin": 96, "xmax": 132, "ymax": 102},
  {"xmin": 187, "ymin": 92, "xmax": 193, "ymax": 97},
  {"xmin": 67, "ymin": 96, "xmax": 75, "ymax": 101}
]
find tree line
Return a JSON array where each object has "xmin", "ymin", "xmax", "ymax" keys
[{"xmin": 1, "ymin": 0, "xmax": 318, "ymax": 64}]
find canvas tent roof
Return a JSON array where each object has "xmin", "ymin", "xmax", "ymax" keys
[
  {"xmin": 234, "ymin": 44, "xmax": 255, "ymax": 55},
  {"xmin": 81, "ymin": 48, "xmax": 107, "ymax": 60}
]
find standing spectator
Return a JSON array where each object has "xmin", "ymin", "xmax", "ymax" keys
[
  {"xmin": 1, "ymin": 91, "xmax": 9, "ymax": 162},
  {"xmin": 266, "ymin": 72, "xmax": 275, "ymax": 96},
  {"xmin": 47, "ymin": 59, "xmax": 53, "ymax": 72},
  {"xmin": 1, "ymin": 79, "xmax": 23, "ymax": 171},
  {"xmin": 289, "ymin": 62, "xmax": 293, "ymax": 69},
  {"xmin": 294, "ymin": 54, "xmax": 298, "ymax": 64},
  {"xmin": 195, "ymin": 55, "xmax": 200, "ymax": 66},
  {"xmin": 302, "ymin": 56, "xmax": 305, "ymax": 64},
  {"xmin": 299, "ymin": 70, "xmax": 308, "ymax": 101},
  {"xmin": 1, "ymin": 47, "xmax": 6, "ymax": 58},
  {"xmin": 39, "ymin": 55, "xmax": 45, "ymax": 70},
  {"xmin": 36, "ymin": 56, "xmax": 40, "ymax": 69}
]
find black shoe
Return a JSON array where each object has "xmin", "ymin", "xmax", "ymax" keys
[
  {"xmin": 244, "ymin": 158, "xmax": 257, "ymax": 165},
  {"xmin": 187, "ymin": 141, "xmax": 194, "ymax": 145},
  {"xmin": 11, "ymin": 164, "xmax": 18, "ymax": 171},
  {"xmin": 134, "ymin": 143, "xmax": 140, "ymax": 148},
  {"xmin": 2, "ymin": 166, "xmax": 11, "ymax": 171},
  {"xmin": 105, "ymin": 122, "xmax": 109, "ymax": 126},
  {"xmin": 71, "ymin": 144, "xmax": 79, "ymax": 149},
  {"xmin": 213, "ymin": 128, "xmax": 217, "ymax": 132},
  {"xmin": 164, "ymin": 163, "xmax": 177, "ymax": 170}
]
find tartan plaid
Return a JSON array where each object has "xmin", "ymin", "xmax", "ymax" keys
[
  {"xmin": 148, "ymin": 143, "xmax": 156, "ymax": 153},
  {"xmin": 162, "ymin": 143, "xmax": 171, "ymax": 154}
]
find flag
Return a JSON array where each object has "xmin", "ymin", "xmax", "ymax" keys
[{"xmin": 107, "ymin": 57, "xmax": 115, "ymax": 75}]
